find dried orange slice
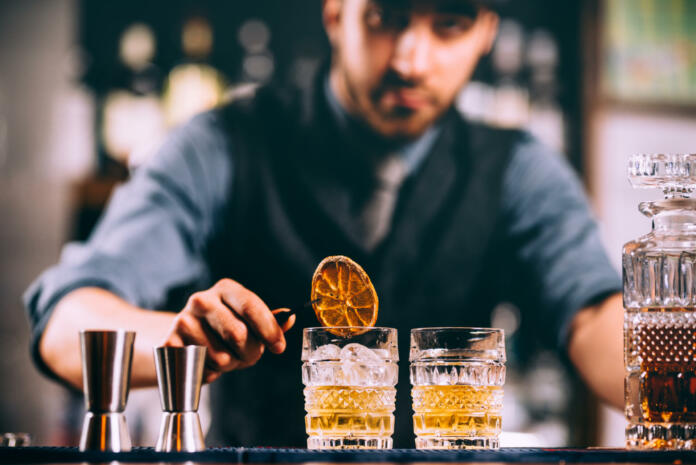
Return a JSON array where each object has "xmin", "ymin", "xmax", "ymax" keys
[{"xmin": 311, "ymin": 255, "xmax": 378, "ymax": 336}]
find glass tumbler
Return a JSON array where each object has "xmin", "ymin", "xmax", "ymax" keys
[
  {"xmin": 410, "ymin": 327, "xmax": 506, "ymax": 449},
  {"xmin": 301, "ymin": 327, "xmax": 398, "ymax": 449}
]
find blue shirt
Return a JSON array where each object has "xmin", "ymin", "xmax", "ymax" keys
[{"xmin": 24, "ymin": 88, "xmax": 622, "ymax": 379}]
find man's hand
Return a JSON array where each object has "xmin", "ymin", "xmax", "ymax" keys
[{"xmin": 163, "ymin": 279, "xmax": 296, "ymax": 383}]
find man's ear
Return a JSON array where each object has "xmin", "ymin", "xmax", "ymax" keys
[
  {"xmin": 323, "ymin": 0, "xmax": 343, "ymax": 46},
  {"xmin": 478, "ymin": 10, "xmax": 499, "ymax": 55}
]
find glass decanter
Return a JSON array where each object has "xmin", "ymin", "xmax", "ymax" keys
[{"xmin": 624, "ymin": 153, "xmax": 696, "ymax": 450}]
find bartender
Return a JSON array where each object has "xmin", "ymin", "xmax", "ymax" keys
[{"xmin": 25, "ymin": 0, "xmax": 624, "ymax": 447}]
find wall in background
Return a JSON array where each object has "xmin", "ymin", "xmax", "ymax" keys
[{"xmin": 0, "ymin": 0, "xmax": 83, "ymax": 444}]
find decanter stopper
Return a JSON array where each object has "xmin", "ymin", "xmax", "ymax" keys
[{"xmin": 628, "ymin": 153, "xmax": 696, "ymax": 198}]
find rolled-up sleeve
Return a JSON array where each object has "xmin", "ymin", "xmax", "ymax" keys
[
  {"xmin": 23, "ymin": 111, "xmax": 233, "ymax": 378},
  {"xmin": 502, "ymin": 134, "xmax": 621, "ymax": 349}
]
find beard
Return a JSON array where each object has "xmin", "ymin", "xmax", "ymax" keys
[{"xmin": 341, "ymin": 67, "xmax": 449, "ymax": 141}]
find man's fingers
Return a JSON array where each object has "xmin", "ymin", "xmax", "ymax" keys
[
  {"xmin": 272, "ymin": 308, "xmax": 296, "ymax": 333},
  {"xmin": 197, "ymin": 297, "xmax": 266, "ymax": 367},
  {"xmin": 198, "ymin": 320, "xmax": 245, "ymax": 372},
  {"xmin": 173, "ymin": 311, "xmax": 246, "ymax": 372},
  {"xmin": 216, "ymin": 280, "xmax": 286, "ymax": 354},
  {"xmin": 204, "ymin": 371, "xmax": 222, "ymax": 384},
  {"xmin": 171, "ymin": 279, "xmax": 289, "ymax": 380},
  {"xmin": 283, "ymin": 314, "xmax": 296, "ymax": 333},
  {"xmin": 163, "ymin": 331, "xmax": 186, "ymax": 348}
]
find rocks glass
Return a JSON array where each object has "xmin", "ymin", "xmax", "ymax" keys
[
  {"xmin": 410, "ymin": 327, "xmax": 505, "ymax": 449},
  {"xmin": 301, "ymin": 327, "xmax": 398, "ymax": 449}
]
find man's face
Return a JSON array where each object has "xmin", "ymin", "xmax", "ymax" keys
[{"xmin": 325, "ymin": 0, "xmax": 498, "ymax": 140}]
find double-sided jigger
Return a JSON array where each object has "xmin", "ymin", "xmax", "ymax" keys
[
  {"xmin": 79, "ymin": 330, "xmax": 135, "ymax": 452},
  {"xmin": 154, "ymin": 345, "xmax": 207, "ymax": 452}
]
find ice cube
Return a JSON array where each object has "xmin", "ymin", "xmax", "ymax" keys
[
  {"xmin": 314, "ymin": 363, "xmax": 339, "ymax": 385},
  {"xmin": 339, "ymin": 343, "xmax": 388, "ymax": 385},
  {"xmin": 311, "ymin": 344, "xmax": 341, "ymax": 361},
  {"xmin": 340, "ymin": 343, "xmax": 383, "ymax": 363},
  {"xmin": 341, "ymin": 360, "xmax": 369, "ymax": 385}
]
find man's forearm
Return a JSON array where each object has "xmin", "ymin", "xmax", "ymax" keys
[
  {"xmin": 39, "ymin": 287, "xmax": 176, "ymax": 390},
  {"xmin": 567, "ymin": 292, "xmax": 624, "ymax": 409}
]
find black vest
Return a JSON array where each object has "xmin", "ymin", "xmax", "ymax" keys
[{"xmin": 204, "ymin": 77, "xmax": 524, "ymax": 447}]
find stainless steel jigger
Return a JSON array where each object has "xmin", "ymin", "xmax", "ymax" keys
[
  {"xmin": 154, "ymin": 345, "xmax": 207, "ymax": 452},
  {"xmin": 79, "ymin": 330, "xmax": 135, "ymax": 452}
]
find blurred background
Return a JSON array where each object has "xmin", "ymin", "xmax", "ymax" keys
[{"xmin": 1, "ymin": 0, "xmax": 695, "ymax": 448}]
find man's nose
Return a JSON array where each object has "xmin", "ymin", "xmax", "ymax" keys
[{"xmin": 391, "ymin": 23, "xmax": 433, "ymax": 82}]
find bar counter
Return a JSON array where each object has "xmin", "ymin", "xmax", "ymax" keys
[{"xmin": 0, "ymin": 446, "xmax": 692, "ymax": 464}]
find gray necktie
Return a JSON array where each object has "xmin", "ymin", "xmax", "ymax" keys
[{"xmin": 358, "ymin": 155, "xmax": 407, "ymax": 250}]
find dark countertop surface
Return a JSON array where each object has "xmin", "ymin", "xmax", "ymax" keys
[{"xmin": 0, "ymin": 447, "xmax": 693, "ymax": 464}]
